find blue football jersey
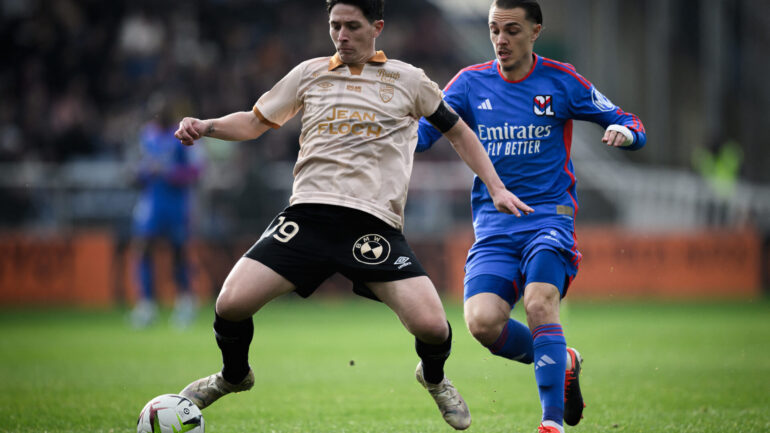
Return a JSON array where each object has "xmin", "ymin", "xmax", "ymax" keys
[
  {"xmin": 132, "ymin": 122, "xmax": 203, "ymax": 240},
  {"xmin": 417, "ymin": 54, "xmax": 646, "ymax": 239},
  {"xmin": 135, "ymin": 123, "xmax": 200, "ymax": 209}
]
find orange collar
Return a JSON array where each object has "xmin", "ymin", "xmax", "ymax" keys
[{"xmin": 328, "ymin": 50, "xmax": 388, "ymax": 71}]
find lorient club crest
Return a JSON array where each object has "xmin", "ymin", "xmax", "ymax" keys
[
  {"xmin": 352, "ymin": 234, "xmax": 391, "ymax": 264},
  {"xmin": 379, "ymin": 84, "xmax": 394, "ymax": 103},
  {"xmin": 534, "ymin": 95, "xmax": 555, "ymax": 116}
]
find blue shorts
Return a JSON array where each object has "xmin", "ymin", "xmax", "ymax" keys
[
  {"xmin": 132, "ymin": 198, "xmax": 189, "ymax": 245},
  {"xmin": 463, "ymin": 224, "xmax": 581, "ymax": 305}
]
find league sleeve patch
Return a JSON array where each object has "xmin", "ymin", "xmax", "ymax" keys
[{"xmin": 591, "ymin": 86, "xmax": 617, "ymax": 112}]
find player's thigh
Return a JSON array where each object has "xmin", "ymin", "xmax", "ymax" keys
[
  {"xmin": 247, "ymin": 204, "xmax": 345, "ymax": 298},
  {"xmin": 367, "ymin": 276, "xmax": 448, "ymax": 343},
  {"xmin": 216, "ymin": 257, "xmax": 296, "ymax": 320},
  {"xmin": 522, "ymin": 248, "xmax": 567, "ymax": 327},
  {"xmin": 463, "ymin": 235, "xmax": 525, "ymax": 305}
]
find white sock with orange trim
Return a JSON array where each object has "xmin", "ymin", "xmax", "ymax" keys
[{"xmin": 541, "ymin": 420, "xmax": 565, "ymax": 433}]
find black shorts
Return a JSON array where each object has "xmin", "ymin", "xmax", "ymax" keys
[{"xmin": 244, "ymin": 204, "xmax": 428, "ymax": 300}]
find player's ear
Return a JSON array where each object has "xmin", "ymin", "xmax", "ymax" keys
[
  {"xmin": 372, "ymin": 19, "xmax": 384, "ymax": 37},
  {"xmin": 531, "ymin": 23, "xmax": 542, "ymax": 43}
]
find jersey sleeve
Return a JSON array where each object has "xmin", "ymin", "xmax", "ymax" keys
[
  {"xmin": 412, "ymin": 69, "xmax": 444, "ymax": 119},
  {"xmin": 568, "ymin": 81, "xmax": 647, "ymax": 150},
  {"xmin": 417, "ymin": 112, "xmax": 443, "ymax": 152},
  {"xmin": 253, "ymin": 62, "xmax": 305, "ymax": 129},
  {"xmin": 416, "ymin": 69, "xmax": 471, "ymax": 153}
]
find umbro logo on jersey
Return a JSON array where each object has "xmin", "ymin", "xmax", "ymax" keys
[
  {"xmin": 535, "ymin": 354, "xmax": 557, "ymax": 369},
  {"xmin": 477, "ymin": 99, "xmax": 493, "ymax": 110},
  {"xmin": 393, "ymin": 256, "xmax": 412, "ymax": 269}
]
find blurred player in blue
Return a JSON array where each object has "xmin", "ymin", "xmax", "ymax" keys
[
  {"xmin": 417, "ymin": 1, "xmax": 646, "ymax": 432},
  {"xmin": 130, "ymin": 97, "xmax": 204, "ymax": 329}
]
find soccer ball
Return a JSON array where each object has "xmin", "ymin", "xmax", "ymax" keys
[{"xmin": 137, "ymin": 394, "xmax": 204, "ymax": 433}]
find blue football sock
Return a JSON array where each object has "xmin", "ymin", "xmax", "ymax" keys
[
  {"xmin": 137, "ymin": 253, "xmax": 154, "ymax": 300},
  {"xmin": 487, "ymin": 318, "xmax": 534, "ymax": 364},
  {"xmin": 171, "ymin": 244, "xmax": 191, "ymax": 294},
  {"xmin": 173, "ymin": 261, "xmax": 190, "ymax": 294},
  {"xmin": 532, "ymin": 323, "xmax": 567, "ymax": 426}
]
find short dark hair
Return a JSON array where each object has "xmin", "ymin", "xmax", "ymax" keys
[
  {"xmin": 326, "ymin": 0, "xmax": 384, "ymax": 23},
  {"xmin": 492, "ymin": 0, "xmax": 542, "ymax": 25}
]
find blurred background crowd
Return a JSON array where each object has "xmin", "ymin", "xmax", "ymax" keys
[
  {"xmin": 1, "ymin": 0, "xmax": 769, "ymax": 304},
  {"xmin": 0, "ymin": 0, "xmax": 467, "ymax": 234}
]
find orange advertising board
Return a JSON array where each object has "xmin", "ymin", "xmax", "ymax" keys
[
  {"xmin": 570, "ymin": 227, "xmax": 761, "ymax": 298},
  {"xmin": 0, "ymin": 232, "xmax": 114, "ymax": 306},
  {"xmin": 444, "ymin": 227, "xmax": 762, "ymax": 300},
  {"xmin": 0, "ymin": 228, "xmax": 763, "ymax": 307}
]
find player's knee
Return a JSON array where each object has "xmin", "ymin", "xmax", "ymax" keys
[
  {"xmin": 215, "ymin": 282, "xmax": 250, "ymax": 321},
  {"xmin": 465, "ymin": 312, "xmax": 504, "ymax": 346},
  {"xmin": 411, "ymin": 315, "xmax": 449, "ymax": 344},
  {"xmin": 523, "ymin": 293, "xmax": 558, "ymax": 325},
  {"xmin": 524, "ymin": 299, "xmax": 548, "ymax": 324}
]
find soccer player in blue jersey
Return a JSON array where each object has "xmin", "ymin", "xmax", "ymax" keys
[
  {"xmin": 130, "ymin": 99, "xmax": 204, "ymax": 328},
  {"xmin": 417, "ymin": 1, "xmax": 646, "ymax": 432}
]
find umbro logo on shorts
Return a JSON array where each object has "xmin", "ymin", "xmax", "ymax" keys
[
  {"xmin": 393, "ymin": 256, "xmax": 412, "ymax": 269},
  {"xmin": 352, "ymin": 234, "xmax": 391, "ymax": 265}
]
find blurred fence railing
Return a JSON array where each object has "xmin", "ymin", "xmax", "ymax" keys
[
  {"xmin": 0, "ymin": 161, "xmax": 136, "ymax": 229},
  {"xmin": 570, "ymin": 122, "xmax": 770, "ymax": 232},
  {"xmin": 1, "ymin": 135, "xmax": 769, "ymax": 234}
]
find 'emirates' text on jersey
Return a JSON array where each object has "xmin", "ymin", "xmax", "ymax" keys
[
  {"xmin": 254, "ymin": 51, "xmax": 444, "ymax": 230},
  {"xmin": 417, "ymin": 54, "xmax": 646, "ymax": 238}
]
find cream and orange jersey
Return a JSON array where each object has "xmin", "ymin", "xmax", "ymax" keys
[{"xmin": 253, "ymin": 51, "xmax": 443, "ymax": 230}]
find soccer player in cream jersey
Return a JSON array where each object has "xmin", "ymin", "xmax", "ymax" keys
[
  {"xmin": 173, "ymin": 0, "xmax": 533, "ymax": 430},
  {"xmin": 417, "ymin": 1, "xmax": 646, "ymax": 432}
]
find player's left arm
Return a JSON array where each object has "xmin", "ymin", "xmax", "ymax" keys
[
  {"xmin": 572, "ymin": 84, "xmax": 647, "ymax": 151},
  {"xmin": 416, "ymin": 68, "xmax": 472, "ymax": 153},
  {"xmin": 427, "ymin": 102, "xmax": 533, "ymax": 217}
]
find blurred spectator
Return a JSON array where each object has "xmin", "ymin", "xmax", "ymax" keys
[
  {"xmin": 692, "ymin": 139, "xmax": 743, "ymax": 198},
  {"xmin": 0, "ymin": 0, "xmax": 459, "ymax": 165},
  {"xmin": 129, "ymin": 94, "xmax": 204, "ymax": 328}
]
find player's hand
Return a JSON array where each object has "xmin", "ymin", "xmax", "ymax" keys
[
  {"xmin": 175, "ymin": 117, "xmax": 209, "ymax": 146},
  {"xmin": 602, "ymin": 124, "xmax": 633, "ymax": 147},
  {"xmin": 490, "ymin": 188, "xmax": 534, "ymax": 217}
]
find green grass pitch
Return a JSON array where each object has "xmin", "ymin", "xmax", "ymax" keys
[{"xmin": 1, "ymin": 298, "xmax": 768, "ymax": 432}]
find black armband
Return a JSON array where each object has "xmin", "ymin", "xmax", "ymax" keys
[{"xmin": 425, "ymin": 101, "xmax": 460, "ymax": 133}]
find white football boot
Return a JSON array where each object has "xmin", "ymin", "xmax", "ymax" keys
[
  {"xmin": 415, "ymin": 362, "xmax": 471, "ymax": 430},
  {"xmin": 180, "ymin": 369, "xmax": 255, "ymax": 409},
  {"xmin": 171, "ymin": 292, "xmax": 197, "ymax": 329},
  {"xmin": 130, "ymin": 299, "xmax": 157, "ymax": 329}
]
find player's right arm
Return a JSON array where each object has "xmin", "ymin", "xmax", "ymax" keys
[
  {"xmin": 441, "ymin": 116, "xmax": 533, "ymax": 217},
  {"xmin": 175, "ymin": 111, "xmax": 271, "ymax": 146},
  {"xmin": 424, "ymin": 100, "xmax": 532, "ymax": 217}
]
